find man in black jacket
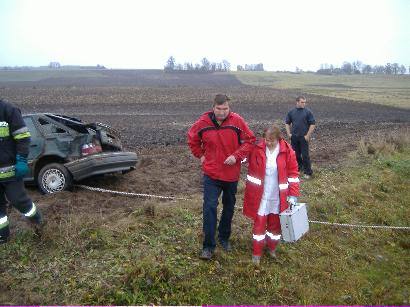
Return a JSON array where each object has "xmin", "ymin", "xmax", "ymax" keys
[
  {"xmin": 285, "ymin": 96, "xmax": 316, "ymax": 179},
  {"xmin": 0, "ymin": 99, "xmax": 44, "ymax": 244}
]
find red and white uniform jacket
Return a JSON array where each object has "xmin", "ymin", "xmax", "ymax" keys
[
  {"xmin": 243, "ymin": 138, "xmax": 300, "ymax": 220},
  {"xmin": 187, "ymin": 111, "xmax": 255, "ymax": 182}
]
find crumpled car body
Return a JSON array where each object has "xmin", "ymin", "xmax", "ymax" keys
[{"xmin": 22, "ymin": 113, "xmax": 137, "ymax": 194}]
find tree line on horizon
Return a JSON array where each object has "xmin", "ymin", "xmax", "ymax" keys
[
  {"xmin": 164, "ymin": 56, "xmax": 265, "ymax": 73},
  {"xmin": 164, "ymin": 56, "xmax": 231, "ymax": 72},
  {"xmin": 317, "ymin": 61, "xmax": 408, "ymax": 75}
]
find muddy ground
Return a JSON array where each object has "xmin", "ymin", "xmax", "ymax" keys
[{"xmin": 1, "ymin": 70, "xmax": 409, "ymax": 222}]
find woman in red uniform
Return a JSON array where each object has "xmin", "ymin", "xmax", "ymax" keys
[{"xmin": 243, "ymin": 124, "xmax": 300, "ymax": 265}]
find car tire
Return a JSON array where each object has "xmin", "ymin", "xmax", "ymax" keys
[{"xmin": 37, "ymin": 163, "xmax": 72, "ymax": 194}]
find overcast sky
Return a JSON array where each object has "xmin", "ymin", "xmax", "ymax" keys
[{"xmin": 0, "ymin": 0, "xmax": 408, "ymax": 71}]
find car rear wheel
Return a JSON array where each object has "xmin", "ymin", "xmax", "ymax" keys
[{"xmin": 37, "ymin": 163, "xmax": 72, "ymax": 194}]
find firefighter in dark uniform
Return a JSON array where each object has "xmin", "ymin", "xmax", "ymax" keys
[{"xmin": 0, "ymin": 99, "xmax": 44, "ymax": 244}]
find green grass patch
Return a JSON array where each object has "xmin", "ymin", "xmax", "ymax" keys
[
  {"xmin": 1, "ymin": 146, "xmax": 409, "ymax": 305},
  {"xmin": 233, "ymin": 71, "xmax": 410, "ymax": 109}
]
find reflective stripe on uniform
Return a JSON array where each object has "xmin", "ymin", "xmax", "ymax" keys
[
  {"xmin": 13, "ymin": 131, "xmax": 31, "ymax": 140},
  {"xmin": 24, "ymin": 203, "xmax": 37, "ymax": 217},
  {"xmin": 253, "ymin": 234, "xmax": 266, "ymax": 241},
  {"xmin": 11, "ymin": 126, "xmax": 29, "ymax": 136},
  {"xmin": 247, "ymin": 175, "xmax": 262, "ymax": 185},
  {"xmin": 266, "ymin": 231, "xmax": 281, "ymax": 240},
  {"xmin": 288, "ymin": 177, "xmax": 300, "ymax": 183},
  {"xmin": 0, "ymin": 121, "xmax": 10, "ymax": 137},
  {"xmin": 0, "ymin": 166, "xmax": 15, "ymax": 179},
  {"xmin": 279, "ymin": 183, "xmax": 289, "ymax": 190},
  {"xmin": 0, "ymin": 216, "xmax": 9, "ymax": 229}
]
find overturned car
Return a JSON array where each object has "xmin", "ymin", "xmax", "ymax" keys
[{"xmin": 23, "ymin": 113, "xmax": 138, "ymax": 194}]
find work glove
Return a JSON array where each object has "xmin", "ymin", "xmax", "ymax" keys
[
  {"xmin": 287, "ymin": 196, "xmax": 298, "ymax": 208},
  {"xmin": 15, "ymin": 154, "xmax": 29, "ymax": 178}
]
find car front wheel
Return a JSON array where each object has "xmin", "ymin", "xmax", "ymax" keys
[{"xmin": 37, "ymin": 163, "xmax": 72, "ymax": 194}]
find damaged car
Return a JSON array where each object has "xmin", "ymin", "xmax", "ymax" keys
[{"xmin": 22, "ymin": 113, "xmax": 138, "ymax": 194}]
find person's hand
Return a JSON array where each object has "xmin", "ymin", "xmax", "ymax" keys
[
  {"xmin": 304, "ymin": 135, "xmax": 310, "ymax": 142},
  {"xmin": 224, "ymin": 155, "xmax": 236, "ymax": 165},
  {"xmin": 15, "ymin": 155, "xmax": 29, "ymax": 178},
  {"xmin": 288, "ymin": 134, "xmax": 292, "ymax": 139},
  {"xmin": 287, "ymin": 196, "xmax": 298, "ymax": 207},
  {"xmin": 200, "ymin": 156, "xmax": 205, "ymax": 164}
]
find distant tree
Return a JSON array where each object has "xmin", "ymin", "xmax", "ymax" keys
[
  {"xmin": 373, "ymin": 65, "xmax": 385, "ymax": 74},
  {"xmin": 385, "ymin": 63, "xmax": 392, "ymax": 74},
  {"xmin": 399, "ymin": 65, "xmax": 407, "ymax": 74},
  {"xmin": 391, "ymin": 63, "xmax": 399, "ymax": 74},
  {"xmin": 222, "ymin": 60, "xmax": 231, "ymax": 72},
  {"xmin": 362, "ymin": 64, "xmax": 372, "ymax": 74},
  {"xmin": 210, "ymin": 62, "xmax": 216, "ymax": 71},
  {"xmin": 352, "ymin": 60, "xmax": 362, "ymax": 74},
  {"xmin": 201, "ymin": 57, "xmax": 211, "ymax": 71},
  {"xmin": 164, "ymin": 56, "xmax": 176, "ymax": 71},
  {"xmin": 237, "ymin": 65, "xmax": 244, "ymax": 71},
  {"xmin": 255, "ymin": 63, "xmax": 264, "ymax": 71},
  {"xmin": 341, "ymin": 61, "xmax": 353, "ymax": 74},
  {"xmin": 184, "ymin": 62, "xmax": 194, "ymax": 71}
]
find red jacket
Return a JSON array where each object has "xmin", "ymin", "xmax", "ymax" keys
[
  {"xmin": 187, "ymin": 111, "xmax": 255, "ymax": 182},
  {"xmin": 243, "ymin": 138, "xmax": 300, "ymax": 220}
]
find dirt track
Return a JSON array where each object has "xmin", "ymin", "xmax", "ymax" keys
[{"xmin": 1, "ymin": 70, "xmax": 409, "ymax": 218}]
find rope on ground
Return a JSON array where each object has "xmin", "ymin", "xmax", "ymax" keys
[
  {"xmin": 74, "ymin": 184, "xmax": 190, "ymax": 201},
  {"xmin": 75, "ymin": 185, "xmax": 409, "ymax": 230},
  {"xmin": 308, "ymin": 220, "xmax": 410, "ymax": 230}
]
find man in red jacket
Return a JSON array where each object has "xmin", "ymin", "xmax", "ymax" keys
[{"xmin": 188, "ymin": 94, "xmax": 255, "ymax": 260}]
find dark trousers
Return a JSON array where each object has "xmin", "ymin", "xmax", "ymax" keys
[
  {"xmin": 202, "ymin": 174, "xmax": 238, "ymax": 251},
  {"xmin": 291, "ymin": 135, "xmax": 313, "ymax": 175},
  {"xmin": 0, "ymin": 179, "xmax": 40, "ymax": 243}
]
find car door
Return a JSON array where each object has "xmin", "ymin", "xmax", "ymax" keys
[
  {"xmin": 37, "ymin": 117, "xmax": 76, "ymax": 156},
  {"xmin": 23, "ymin": 116, "xmax": 44, "ymax": 180}
]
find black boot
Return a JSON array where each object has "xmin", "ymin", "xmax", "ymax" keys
[
  {"xmin": 29, "ymin": 211, "xmax": 44, "ymax": 225},
  {"xmin": 0, "ymin": 225, "xmax": 10, "ymax": 244}
]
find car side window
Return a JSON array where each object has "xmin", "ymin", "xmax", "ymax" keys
[{"xmin": 38, "ymin": 118, "xmax": 69, "ymax": 135}]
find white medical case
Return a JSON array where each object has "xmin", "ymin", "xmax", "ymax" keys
[{"xmin": 279, "ymin": 203, "xmax": 309, "ymax": 242}]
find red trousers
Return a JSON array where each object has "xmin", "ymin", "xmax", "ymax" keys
[{"xmin": 252, "ymin": 214, "xmax": 281, "ymax": 256}]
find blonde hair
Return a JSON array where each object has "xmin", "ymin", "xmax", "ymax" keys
[{"xmin": 263, "ymin": 124, "xmax": 282, "ymax": 140}]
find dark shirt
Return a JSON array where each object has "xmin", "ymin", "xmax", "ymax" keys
[{"xmin": 285, "ymin": 107, "xmax": 315, "ymax": 137}]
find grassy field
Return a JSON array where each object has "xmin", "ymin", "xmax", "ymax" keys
[
  {"xmin": 1, "ymin": 135, "xmax": 409, "ymax": 305},
  {"xmin": 234, "ymin": 71, "xmax": 410, "ymax": 109}
]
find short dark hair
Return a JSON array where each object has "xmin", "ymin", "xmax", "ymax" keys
[
  {"xmin": 214, "ymin": 94, "xmax": 231, "ymax": 106},
  {"xmin": 296, "ymin": 95, "xmax": 306, "ymax": 102}
]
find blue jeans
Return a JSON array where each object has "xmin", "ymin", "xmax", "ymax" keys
[{"xmin": 202, "ymin": 174, "xmax": 238, "ymax": 251}]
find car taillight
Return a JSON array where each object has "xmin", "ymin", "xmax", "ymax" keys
[{"xmin": 81, "ymin": 142, "xmax": 102, "ymax": 156}]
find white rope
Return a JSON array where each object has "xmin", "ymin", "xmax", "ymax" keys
[
  {"xmin": 75, "ymin": 184, "xmax": 190, "ymax": 201},
  {"xmin": 75, "ymin": 185, "xmax": 409, "ymax": 230},
  {"xmin": 309, "ymin": 220, "xmax": 410, "ymax": 230}
]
